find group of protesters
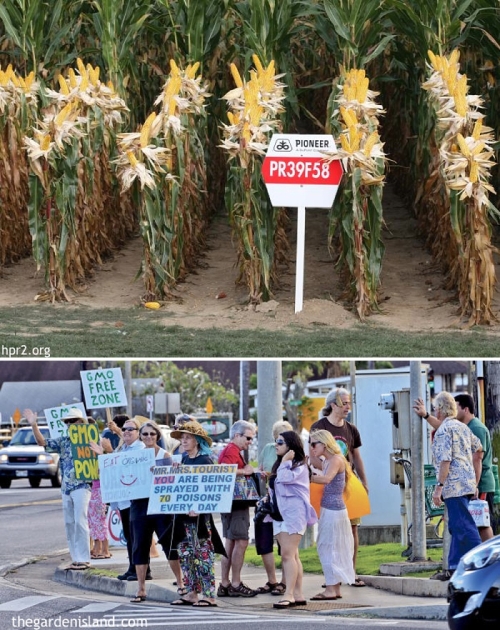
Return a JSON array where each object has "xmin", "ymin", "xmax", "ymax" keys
[{"xmin": 23, "ymin": 386, "xmax": 370, "ymax": 609}]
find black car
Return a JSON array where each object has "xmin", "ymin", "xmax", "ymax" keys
[{"xmin": 447, "ymin": 534, "xmax": 500, "ymax": 630}]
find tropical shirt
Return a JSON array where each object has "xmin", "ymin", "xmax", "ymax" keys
[
  {"xmin": 45, "ymin": 436, "xmax": 90, "ymax": 496},
  {"xmin": 432, "ymin": 417, "xmax": 482, "ymax": 499}
]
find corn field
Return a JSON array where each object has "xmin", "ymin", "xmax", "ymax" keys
[{"xmin": 0, "ymin": 0, "xmax": 500, "ymax": 323}]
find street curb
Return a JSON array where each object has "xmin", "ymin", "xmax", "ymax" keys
[
  {"xmin": 359, "ymin": 574, "xmax": 448, "ymax": 598},
  {"xmin": 316, "ymin": 604, "xmax": 448, "ymax": 620},
  {"xmin": 54, "ymin": 567, "xmax": 178, "ymax": 603}
]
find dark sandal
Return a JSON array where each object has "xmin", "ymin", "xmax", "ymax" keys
[
  {"xmin": 177, "ymin": 586, "xmax": 188, "ymax": 596},
  {"xmin": 353, "ymin": 578, "xmax": 366, "ymax": 587},
  {"xmin": 130, "ymin": 596, "xmax": 147, "ymax": 603},
  {"xmin": 193, "ymin": 600, "xmax": 218, "ymax": 607},
  {"xmin": 256, "ymin": 581, "xmax": 280, "ymax": 594},
  {"xmin": 171, "ymin": 599, "xmax": 194, "ymax": 606},
  {"xmin": 228, "ymin": 582, "xmax": 257, "ymax": 597},
  {"xmin": 217, "ymin": 583, "xmax": 230, "ymax": 597},
  {"xmin": 270, "ymin": 582, "xmax": 286, "ymax": 596},
  {"xmin": 273, "ymin": 600, "xmax": 294, "ymax": 609}
]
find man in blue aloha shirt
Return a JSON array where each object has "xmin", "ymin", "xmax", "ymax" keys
[{"xmin": 25, "ymin": 407, "xmax": 92, "ymax": 570}]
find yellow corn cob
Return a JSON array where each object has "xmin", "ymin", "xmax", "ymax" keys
[
  {"xmin": 68, "ymin": 68, "xmax": 78, "ymax": 89},
  {"xmin": 363, "ymin": 131, "xmax": 379, "ymax": 156},
  {"xmin": 79, "ymin": 72, "xmax": 89, "ymax": 92},
  {"xmin": 470, "ymin": 141, "xmax": 484, "ymax": 156},
  {"xmin": 168, "ymin": 97, "xmax": 177, "ymax": 117},
  {"xmin": 340, "ymin": 134, "xmax": 351, "ymax": 153},
  {"xmin": 185, "ymin": 62, "xmax": 200, "ymax": 80},
  {"xmin": 472, "ymin": 118, "xmax": 483, "ymax": 140},
  {"xmin": 469, "ymin": 160, "xmax": 479, "ymax": 183},
  {"xmin": 88, "ymin": 65, "xmax": 100, "ymax": 86},
  {"xmin": 356, "ymin": 77, "xmax": 369, "ymax": 103},
  {"xmin": 456, "ymin": 133, "xmax": 470, "ymax": 157},
  {"xmin": 39, "ymin": 134, "xmax": 52, "ymax": 151},
  {"xmin": 76, "ymin": 57, "xmax": 88, "ymax": 78},
  {"xmin": 252, "ymin": 54, "xmax": 264, "ymax": 75},
  {"xmin": 449, "ymin": 49, "xmax": 460, "ymax": 67},
  {"xmin": 349, "ymin": 125, "xmax": 360, "ymax": 152},
  {"xmin": 428, "ymin": 50, "xmax": 438, "ymax": 71},
  {"xmin": 57, "ymin": 74, "xmax": 70, "ymax": 95},
  {"xmin": 54, "ymin": 102, "xmax": 73, "ymax": 127},
  {"xmin": 169, "ymin": 59, "xmax": 181, "ymax": 77},
  {"xmin": 230, "ymin": 63, "xmax": 243, "ymax": 88},
  {"xmin": 241, "ymin": 121, "xmax": 252, "ymax": 142},
  {"xmin": 10, "ymin": 74, "xmax": 20, "ymax": 87},
  {"xmin": 126, "ymin": 150, "xmax": 138, "ymax": 166},
  {"xmin": 140, "ymin": 112, "xmax": 157, "ymax": 148}
]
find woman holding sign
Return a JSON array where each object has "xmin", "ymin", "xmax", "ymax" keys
[
  {"xmin": 129, "ymin": 420, "xmax": 184, "ymax": 603},
  {"xmin": 309, "ymin": 430, "xmax": 355, "ymax": 600},
  {"xmin": 169, "ymin": 421, "xmax": 226, "ymax": 607}
]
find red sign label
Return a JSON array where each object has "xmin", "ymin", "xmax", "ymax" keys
[{"xmin": 262, "ymin": 156, "xmax": 343, "ymax": 186}]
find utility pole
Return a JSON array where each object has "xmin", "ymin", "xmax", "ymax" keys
[
  {"xmin": 410, "ymin": 361, "xmax": 426, "ymax": 561},
  {"xmin": 239, "ymin": 361, "xmax": 250, "ymax": 421},
  {"xmin": 256, "ymin": 361, "xmax": 282, "ymax": 464},
  {"xmin": 125, "ymin": 360, "xmax": 133, "ymax": 418}
]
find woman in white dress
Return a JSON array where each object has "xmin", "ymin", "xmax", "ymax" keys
[{"xmin": 309, "ymin": 429, "xmax": 355, "ymax": 600}]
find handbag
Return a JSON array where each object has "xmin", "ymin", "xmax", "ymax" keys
[
  {"xmin": 468, "ymin": 499, "xmax": 490, "ymax": 527},
  {"xmin": 232, "ymin": 473, "xmax": 261, "ymax": 508},
  {"xmin": 253, "ymin": 491, "xmax": 283, "ymax": 523}
]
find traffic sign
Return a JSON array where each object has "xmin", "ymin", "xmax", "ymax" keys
[
  {"xmin": 262, "ymin": 133, "xmax": 344, "ymax": 313},
  {"xmin": 262, "ymin": 134, "xmax": 343, "ymax": 209}
]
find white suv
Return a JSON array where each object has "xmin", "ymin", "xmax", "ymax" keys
[{"xmin": 0, "ymin": 427, "xmax": 61, "ymax": 489}]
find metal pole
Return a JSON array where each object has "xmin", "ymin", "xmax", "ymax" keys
[
  {"xmin": 410, "ymin": 361, "xmax": 426, "ymax": 561},
  {"xmin": 256, "ymin": 361, "xmax": 282, "ymax": 464},
  {"xmin": 294, "ymin": 207, "xmax": 306, "ymax": 313},
  {"xmin": 125, "ymin": 361, "xmax": 133, "ymax": 418}
]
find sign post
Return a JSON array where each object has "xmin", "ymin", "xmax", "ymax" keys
[{"xmin": 262, "ymin": 134, "xmax": 343, "ymax": 313}]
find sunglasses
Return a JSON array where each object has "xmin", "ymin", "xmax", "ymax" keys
[
  {"xmin": 238, "ymin": 434, "xmax": 253, "ymax": 441},
  {"xmin": 310, "ymin": 441, "xmax": 321, "ymax": 448},
  {"xmin": 122, "ymin": 427, "xmax": 138, "ymax": 432},
  {"xmin": 141, "ymin": 432, "xmax": 157, "ymax": 437},
  {"xmin": 63, "ymin": 418, "xmax": 79, "ymax": 424},
  {"xmin": 275, "ymin": 439, "xmax": 286, "ymax": 445}
]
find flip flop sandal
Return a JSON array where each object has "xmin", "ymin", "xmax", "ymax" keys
[
  {"xmin": 177, "ymin": 586, "xmax": 188, "ymax": 596},
  {"xmin": 310, "ymin": 594, "xmax": 337, "ymax": 600},
  {"xmin": 293, "ymin": 600, "xmax": 307, "ymax": 606},
  {"xmin": 193, "ymin": 600, "xmax": 218, "ymax": 607},
  {"xmin": 273, "ymin": 600, "xmax": 294, "ymax": 609},
  {"xmin": 353, "ymin": 578, "xmax": 366, "ymax": 587},
  {"xmin": 170, "ymin": 599, "xmax": 194, "ymax": 606},
  {"xmin": 130, "ymin": 596, "xmax": 147, "ymax": 603}
]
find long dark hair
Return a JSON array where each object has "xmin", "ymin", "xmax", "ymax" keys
[{"xmin": 271, "ymin": 431, "xmax": 306, "ymax": 476}]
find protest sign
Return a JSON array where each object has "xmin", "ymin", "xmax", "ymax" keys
[
  {"xmin": 68, "ymin": 423, "xmax": 100, "ymax": 481},
  {"xmin": 99, "ymin": 449, "xmax": 156, "ymax": 503},
  {"xmin": 43, "ymin": 402, "xmax": 87, "ymax": 439},
  {"xmin": 81, "ymin": 368, "xmax": 127, "ymax": 409},
  {"xmin": 147, "ymin": 464, "xmax": 237, "ymax": 515}
]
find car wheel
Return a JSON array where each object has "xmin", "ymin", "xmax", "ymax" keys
[
  {"xmin": 0, "ymin": 479, "xmax": 11, "ymax": 489},
  {"xmin": 29, "ymin": 478, "xmax": 41, "ymax": 488},
  {"xmin": 51, "ymin": 465, "xmax": 62, "ymax": 488}
]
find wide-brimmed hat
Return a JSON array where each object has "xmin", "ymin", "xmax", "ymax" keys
[
  {"xmin": 62, "ymin": 408, "xmax": 86, "ymax": 422},
  {"xmin": 171, "ymin": 420, "xmax": 212, "ymax": 446}
]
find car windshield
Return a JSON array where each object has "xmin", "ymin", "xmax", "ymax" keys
[{"xmin": 9, "ymin": 428, "xmax": 49, "ymax": 446}]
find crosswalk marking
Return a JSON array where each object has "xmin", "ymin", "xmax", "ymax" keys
[
  {"xmin": 71, "ymin": 602, "xmax": 122, "ymax": 613},
  {"xmin": 0, "ymin": 596, "xmax": 57, "ymax": 611}
]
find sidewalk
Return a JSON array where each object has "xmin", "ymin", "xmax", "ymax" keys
[{"xmin": 53, "ymin": 546, "xmax": 449, "ymax": 621}]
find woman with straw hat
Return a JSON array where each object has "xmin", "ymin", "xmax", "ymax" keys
[{"xmin": 169, "ymin": 421, "xmax": 226, "ymax": 607}]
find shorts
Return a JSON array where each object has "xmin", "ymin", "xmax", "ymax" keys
[
  {"xmin": 350, "ymin": 517, "xmax": 361, "ymax": 526},
  {"xmin": 254, "ymin": 518, "xmax": 274, "ymax": 555},
  {"xmin": 221, "ymin": 508, "xmax": 250, "ymax": 540},
  {"xmin": 273, "ymin": 520, "xmax": 306, "ymax": 536}
]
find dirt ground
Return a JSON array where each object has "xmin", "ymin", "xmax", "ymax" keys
[{"xmin": 1, "ymin": 184, "xmax": 499, "ymax": 334}]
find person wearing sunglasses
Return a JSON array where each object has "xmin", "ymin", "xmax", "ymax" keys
[
  {"xmin": 268, "ymin": 431, "xmax": 317, "ymax": 609},
  {"xmin": 24, "ymin": 407, "xmax": 92, "ymax": 571},
  {"xmin": 217, "ymin": 420, "xmax": 258, "ymax": 598},
  {"xmin": 128, "ymin": 421, "xmax": 183, "ymax": 603},
  {"xmin": 309, "ymin": 387, "xmax": 368, "ymax": 587},
  {"xmin": 309, "ymin": 430, "xmax": 355, "ymax": 601}
]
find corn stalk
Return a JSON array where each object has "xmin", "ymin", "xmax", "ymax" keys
[
  {"xmin": 423, "ymin": 49, "xmax": 498, "ymax": 325},
  {"xmin": 0, "ymin": 64, "xmax": 38, "ymax": 268},
  {"xmin": 24, "ymin": 59, "xmax": 131, "ymax": 301},
  {"xmin": 220, "ymin": 56, "xmax": 286, "ymax": 303},
  {"xmin": 115, "ymin": 60, "xmax": 210, "ymax": 299}
]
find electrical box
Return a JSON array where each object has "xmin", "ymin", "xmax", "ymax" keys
[
  {"xmin": 390, "ymin": 454, "xmax": 406, "ymax": 485},
  {"xmin": 379, "ymin": 388, "xmax": 412, "ymax": 450}
]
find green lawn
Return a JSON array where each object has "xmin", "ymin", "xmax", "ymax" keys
[
  {"xmin": 0, "ymin": 305, "xmax": 497, "ymax": 358},
  {"xmin": 244, "ymin": 542, "xmax": 443, "ymax": 576}
]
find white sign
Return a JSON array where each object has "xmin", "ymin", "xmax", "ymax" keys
[
  {"xmin": 147, "ymin": 464, "xmax": 237, "ymax": 515},
  {"xmin": 43, "ymin": 402, "xmax": 87, "ymax": 438},
  {"xmin": 99, "ymin": 449, "xmax": 155, "ymax": 503},
  {"xmin": 262, "ymin": 134, "xmax": 343, "ymax": 314},
  {"xmin": 146, "ymin": 395, "xmax": 154, "ymax": 413},
  {"xmin": 262, "ymin": 134, "xmax": 343, "ymax": 209},
  {"xmin": 81, "ymin": 368, "xmax": 127, "ymax": 409}
]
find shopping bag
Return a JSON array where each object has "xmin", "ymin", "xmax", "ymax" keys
[{"xmin": 468, "ymin": 499, "xmax": 490, "ymax": 527}]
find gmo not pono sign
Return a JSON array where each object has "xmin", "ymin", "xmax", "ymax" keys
[{"xmin": 81, "ymin": 368, "xmax": 127, "ymax": 409}]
